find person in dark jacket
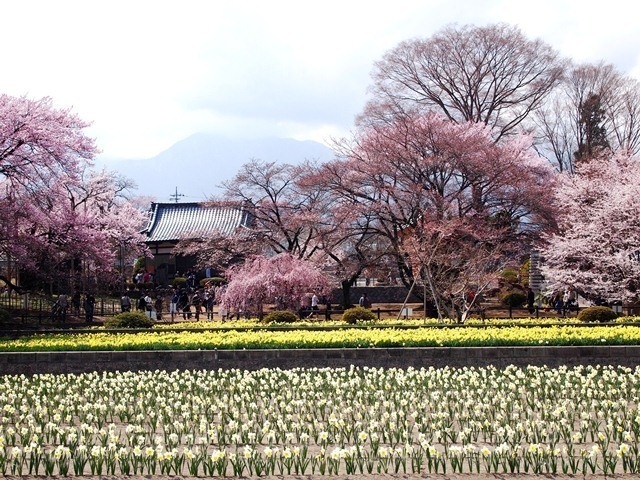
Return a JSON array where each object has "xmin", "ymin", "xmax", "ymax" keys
[
  {"xmin": 527, "ymin": 288, "xmax": 536, "ymax": 315},
  {"xmin": 84, "ymin": 293, "xmax": 95, "ymax": 323}
]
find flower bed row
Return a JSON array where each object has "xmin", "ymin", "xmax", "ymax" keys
[
  {"xmin": 0, "ymin": 365, "xmax": 640, "ymax": 475},
  {"xmin": 1, "ymin": 324, "xmax": 640, "ymax": 352},
  {"xmin": 153, "ymin": 316, "xmax": 638, "ymax": 330}
]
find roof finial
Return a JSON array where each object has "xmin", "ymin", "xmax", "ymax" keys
[{"xmin": 170, "ymin": 187, "xmax": 185, "ymax": 203}]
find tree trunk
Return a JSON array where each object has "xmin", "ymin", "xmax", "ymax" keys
[{"xmin": 341, "ymin": 280, "xmax": 352, "ymax": 309}]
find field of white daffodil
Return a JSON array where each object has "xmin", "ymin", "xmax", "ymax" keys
[{"xmin": 1, "ymin": 365, "xmax": 640, "ymax": 476}]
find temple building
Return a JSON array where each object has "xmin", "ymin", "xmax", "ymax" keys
[{"xmin": 141, "ymin": 202, "xmax": 253, "ymax": 284}]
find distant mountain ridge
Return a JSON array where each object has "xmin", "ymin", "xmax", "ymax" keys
[{"xmin": 102, "ymin": 133, "xmax": 336, "ymax": 202}]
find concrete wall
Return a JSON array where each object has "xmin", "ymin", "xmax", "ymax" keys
[
  {"xmin": 331, "ymin": 286, "xmax": 422, "ymax": 306},
  {"xmin": 1, "ymin": 346, "xmax": 639, "ymax": 375}
]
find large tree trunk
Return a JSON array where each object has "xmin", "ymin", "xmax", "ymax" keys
[{"xmin": 341, "ymin": 280, "xmax": 353, "ymax": 309}]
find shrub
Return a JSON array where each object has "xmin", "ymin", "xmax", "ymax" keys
[
  {"xmin": 578, "ymin": 306, "xmax": 618, "ymax": 323},
  {"xmin": 263, "ymin": 310, "xmax": 298, "ymax": 323},
  {"xmin": 342, "ymin": 306, "xmax": 376, "ymax": 324},
  {"xmin": 104, "ymin": 312, "xmax": 155, "ymax": 329},
  {"xmin": 501, "ymin": 291, "xmax": 527, "ymax": 308},
  {"xmin": 172, "ymin": 276, "xmax": 187, "ymax": 288},
  {"xmin": 500, "ymin": 268, "xmax": 519, "ymax": 284}
]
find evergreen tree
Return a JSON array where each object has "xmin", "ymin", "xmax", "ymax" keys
[{"xmin": 575, "ymin": 93, "xmax": 609, "ymax": 161}]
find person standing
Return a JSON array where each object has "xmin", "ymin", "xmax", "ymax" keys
[
  {"xmin": 554, "ymin": 293, "xmax": 565, "ymax": 317},
  {"xmin": 527, "ymin": 288, "xmax": 536, "ymax": 315},
  {"xmin": 359, "ymin": 293, "xmax": 369, "ymax": 308},
  {"xmin": 170, "ymin": 289, "xmax": 179, "ymax": 322},
  {"xmin": 120, "ymin": 293, "xmax": 132, "ymax": 312},
  {"xmin": 310, "ymin": 293, "xmax": 319, "ymax": 318},
  {"xmin": 192, "ymin": 290, "xmax": 203, "ymax": 320},
  {"xmin": 84, "ymin": 293, "xmax": 95, "ymax": 324},
  {"xmin": 58, "ymin": 293, "xmax": 68, "ymax": 322},
  {"xmin": 325, "ymin": 296, "xmax": 332, "ymax": 320},
  {"xmin": 144, "ymin": 292, "xmax": 154, "ymax": 319},
  {"xmin": 179, "ymin": 289, "xmax": 191, "ymax": 320},
  {"xmin": 137, "ymin": 294, "xmax": 147, "ymax": 312},
  {"xmin": 205, "ymin": 289, "xmax": 215, "ymax": 320},
  {"xmin": 154, "ymin": 295, "xmax": 164, "ymax": 321},
  {"xmin": 71, "ymin": 291, "xmax": 81, "ymax": 316}
]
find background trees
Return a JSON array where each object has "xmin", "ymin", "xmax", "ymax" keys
[
  {"xmin": 218, "ymin": 159, "xmax": 328, "ymax": 261},
  {"xmin": 7, "ymin": 21, "xmax": 634, "ymax": 308},
  {"xmin": 176, "ymin": 158, "xmax": 384, "ymax": 308},
  {"xmin": 357, "ymin": 24, "xmax": 640, "ymax": 308},
  {"xmin": 364, "ymin": 24, "xmax": 640, "ymax": 175},
  {"xmin": 534, "ymin": 62, "xmax": 640, "ymax": 172},
  {"xmin": 0, "ymin": 94, "xmax": 146, "ymax": 293},
  {"xmin": 174, "ymin": 159, "xmax": 330, "ymax": 279},
  {"xmin": 363, "ymin": 23, "xmax": 566, "ymax": 141}
]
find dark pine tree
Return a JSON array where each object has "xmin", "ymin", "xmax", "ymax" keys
[{"xmin": 574, "ymin": 93, "xmax": 610, "ymax": 162}]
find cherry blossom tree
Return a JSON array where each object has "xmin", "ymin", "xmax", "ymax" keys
[
  {"xmin": 312, "ymin": 211, "xmax": 392, "ymax": 308},
  {"xmin": 175, "ymin": 223, "xmax": 262, "ymax": 273},
  {"xmin": 57, "ymin": 168, "xmax": 149, "ymax": 291},
  {"xmin": 0, "ymin": 94, "xmax": 146, "ymax": 292},
  {"xmin": 1, "ymin": 166, "xmax": 148, "ymax": 292},
  {"xmin": 539, "ymin": 151, "xmax": 640, "ymax": 303},
  {"xmin": 0, "ymin": 95, "xmax": 95, "ymax": 186},
  {"xmin": 219, "ymin": 252, "xmax": 331, "ymax": 317},
  {"xmin": 312, "ymin": 112, "xmax": 558, "ymax": 321}
]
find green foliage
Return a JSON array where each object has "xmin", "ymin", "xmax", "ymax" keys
[
  {"xmin": 172, "ymin": 276, "xmax": 187, "ymax": 288},
  {"xmin": 520, "ymin": 259, "xmax": 530, "ymax": 287},
  {"xmin": 263, "ymin": 310, "xmax": 298, "ymax": 323},
  {"xmin": 501, "ymin": 291, "xmax": 527, "ymax": 308},
  {"xmin": 578, "ymin": 306, "xmax": 618, "ymax": 323},
  {"xmin": 134, "ymin": 257, "xmax": 146, "ymax": 271},
  {"xmin": 104, "ymin": 312, "xmax": 154, "ymax": 329},
  {"xmin": 500, "ymin": 268, "xmax": 519, "ymax": 284},
  {"xmin": 199, "ymin": 277, "xmax": 225, "ymax": 286},
  {"xmin": 342, "ymin": 306, "xmax": 376, "ymax": 324}
]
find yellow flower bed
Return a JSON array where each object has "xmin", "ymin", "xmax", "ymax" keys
[{"xmin": 0, "ymin": 324, "xmax": 639, "ymax": 351}]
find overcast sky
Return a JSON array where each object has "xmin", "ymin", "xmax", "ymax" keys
[{"xmin": 2, "ymin": 0, "xmax": 639, "ymax": 161}]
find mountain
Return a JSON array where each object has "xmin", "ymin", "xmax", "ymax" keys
[{"xmin": 102, "ymin": 133, "xmax": 336, "ymax": 202}]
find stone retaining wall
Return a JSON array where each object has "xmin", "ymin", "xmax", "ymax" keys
[
  {"xmin": 331, "ymin": 286, "xmax": 421, "ymax": 305},
  {"xmin": 1, "ymin": 346, "xmax": 639, "ymax": 375}
]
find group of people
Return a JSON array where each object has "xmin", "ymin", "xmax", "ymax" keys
[
  {"xmin": 549, "ymin": 289, "xmax": 578, "ymax": 316},
  {"xmin": 121, "ymin": 284, "xmax": 219, "ymax": 322},
  {"xmin": 359, "ymin": 293, "xmax": 371, "ymax": 308},
  {"xmin": 297, "ymin": 293, "xmax": 332, "ymax": 319},
  {"xmin": 52, "ymin": 291, "xmax": 96, "ymax": 323},
  {"xmin": 132, "ymin": 270, "xmax": 155, "ymax": 285},
  {"xmin": 526, "ymin": 288, "xmax": 578, "ymax": 316}
]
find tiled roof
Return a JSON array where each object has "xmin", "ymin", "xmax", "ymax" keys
[{"xmin": 142, "ymin": 202, "xmax": 252, "ymax": 243}]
